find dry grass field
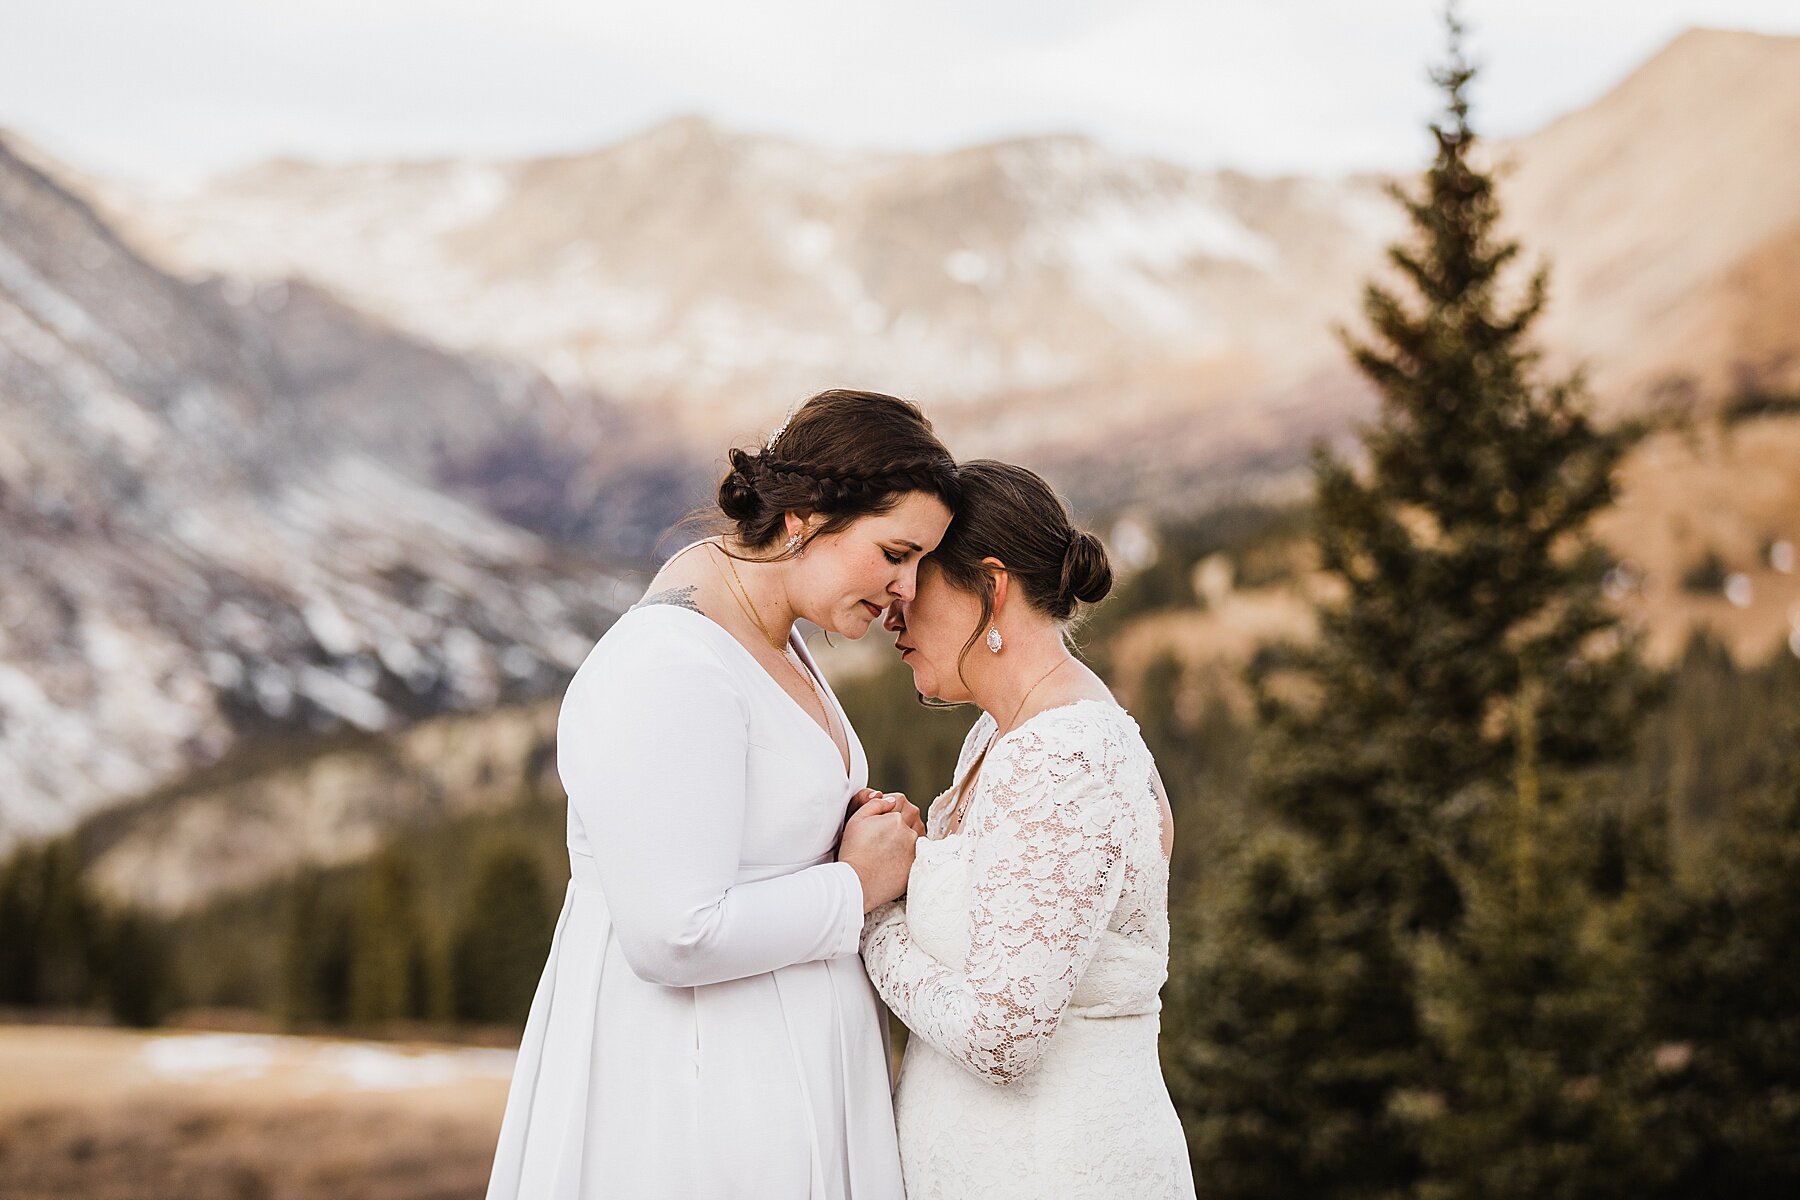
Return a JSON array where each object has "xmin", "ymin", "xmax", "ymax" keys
[{"xmin": 0, "ymin": 1023, "xmax": 513, "ymax": 1200}]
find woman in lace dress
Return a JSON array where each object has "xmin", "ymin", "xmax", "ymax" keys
[
  {"xmin": 485, "ymin": 390, "xmax": 954, "ymax": 1200},
  {"xmin": 858, "ymin": 460, "xmax": 1197, "ymax": 1199}
]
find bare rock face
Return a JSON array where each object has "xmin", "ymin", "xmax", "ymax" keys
[{"xmin": 0, "ymin": 137, "xmax": 675, "ymax": 852}]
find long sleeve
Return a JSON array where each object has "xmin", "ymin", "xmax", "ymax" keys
[
  {"xmin": 860, "ymin": 713, "xmax": 1132, "ymax": 1084},
  {"xmin": 557, "ymin": 627, "xmax": 864, "ymax": 988}
]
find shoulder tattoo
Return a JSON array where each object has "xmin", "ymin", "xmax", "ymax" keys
[{"xmin": 633, "ymin": 584, "xmax": 703, "ymax": 613}]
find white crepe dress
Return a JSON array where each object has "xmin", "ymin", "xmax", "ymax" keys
[
  {"xmin": 484, "ymin": 600, "xmax": 904, "ymax": 1199},
  {"xmin": 860, "ymin": 699, "xmax": 1197, "ymax": 1199}
]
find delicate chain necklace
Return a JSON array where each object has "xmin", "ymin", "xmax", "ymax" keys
[
  {"xmin": 942, "ymin": 657, "xmax": 1071, "ymax": 836},
  {"xmin": 717, "ymin": 544, "xmax": 788, "ymax": 651},
  {"xmin": 710, "ymin": 543, "xmax": 842, "ymax": 748}
]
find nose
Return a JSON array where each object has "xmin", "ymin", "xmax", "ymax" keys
[
  {"xmin": 883, "ymin": 601, "xmax": 907, "ymax": 634},
  {"xmin": 889, "ymin": 558, "xmax": 920, "ymax": 603}
]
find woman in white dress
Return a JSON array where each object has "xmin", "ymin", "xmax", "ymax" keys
[
  {"xmin": 484, "ymin": 390, "xmax": 955, "ymax": 1199},
  {"xmin": 861, "ymin": 460, "xmax": 1198, "ymax": 1199}
]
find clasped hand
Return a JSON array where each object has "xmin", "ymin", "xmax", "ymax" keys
[{"xmin": 835, "ymin": 787, "xmax": 924, "ymax": 912}]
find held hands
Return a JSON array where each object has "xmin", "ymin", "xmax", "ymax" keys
[
  {"xmin": 837, "ymin": 789, "xmax": 925, "ymax": 913},
  {"xmin": 848, "ymin": 788, "xmax": 924, "ymax": 837}
]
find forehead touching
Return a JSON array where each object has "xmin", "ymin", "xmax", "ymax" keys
[{"xmin": 851, "ymin": 491, "xmax": 954, "ymax": 551}]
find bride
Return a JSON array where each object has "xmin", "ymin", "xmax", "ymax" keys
[
  {"xmin": 485, "ymin": 390, "xmax": 956, "ymax": 1199},
  {"xmin": 859, "ymin": 460, "xmax": 1197, "ymax": 1198}
]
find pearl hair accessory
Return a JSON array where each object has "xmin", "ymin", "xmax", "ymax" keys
[{"xmin": 986, "ymin": 626, "xmax": 1004, "ymax": 654}]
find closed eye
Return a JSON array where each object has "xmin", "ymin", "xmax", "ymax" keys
[{"xmin": 883, "ymin": 549, "xmax": 906, "ymax": 564}]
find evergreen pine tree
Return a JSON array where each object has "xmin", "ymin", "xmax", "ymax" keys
[
  {"xmin": 1642, "ymin": 713, "xmax": 1800, "ymax": 1196},
  {"xmin": 1166, "ymin": 826, "xmax": 1417, "ymax": 1196},
  {"xmin": 0, "ymin": 839, "xmax": 171, "ymax": 1025},
  {"xmin": 0, "ymin": 845, "xmax": 39, "ymax": 1004},
  {"xmin": 837, "ymin": 660, "xmax": 977, "ymax": 820},
  {"xmin": 280, "ymin": 865, "xmax": 354, "ymax": 1027},
  {"xmin": 1166, "ymin": 10, "xmax": 1652, "ymax": 1196},
  {"xmin": 348, "ymin": 847, "xmax": 430, "ymax": 1025},
  {"xmin": 34, "ymin": 838, "xmax": 99, "ymax": 1008},
  {"xmin": 451, "ymin": 841, "xmax": 555, "ymax": 1025},
  {"xmin": 1411, "ymin": 683, "xmax": 1657, "ymax": 1199},
  {"xmin": 1137, "ymin": 654, "xmax": 1196, "ymax": 809},
  {"xmin": 99, "ymin": 907, "xmax": 171, "ymax": 1028}
]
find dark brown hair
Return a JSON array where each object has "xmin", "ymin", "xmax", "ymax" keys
[
  {"xmin": 927, "ymin": 459, "xmax": 1113, "ymax": 668},
  {"xmin": 688, "ymin": 389, "xmax": 959, "ymax": 558}
]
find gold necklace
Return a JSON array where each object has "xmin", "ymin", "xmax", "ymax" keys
[
  {"xmin": 711, "ymin": 544, "xmax": 842, "ymax": 748},
  {"xmin": 943, "ymin": 657, "xmax": 1072, "ymax": 835},
  {"xmin": 717, "ymin": 545, "xmax": 788, "ymax": 651}
]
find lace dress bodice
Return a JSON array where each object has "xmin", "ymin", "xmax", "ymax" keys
[
  {"xmin": 859, "ymin": 698, "xmax": 1195, "ymax": 1197},
  {"xmin": 861, "ymin": 699, "xmax": 1172, "ymax": 1083}
]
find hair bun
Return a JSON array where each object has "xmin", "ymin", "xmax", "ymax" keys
[
  {"xmin": 1059, "ymin": 529, "xmax": 1114, "ymax": 609},
  {"xmin": 717, "ymin": 447, "xmax": 764, "ymax": 523}
]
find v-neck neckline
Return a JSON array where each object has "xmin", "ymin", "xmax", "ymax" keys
[{"xmin": 629, "ymin": 601, "xmax": 856, "ymax": 782}]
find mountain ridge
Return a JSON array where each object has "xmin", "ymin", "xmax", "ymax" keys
[{"xmin": 0, "ymin": 134, "xmax": 686, "ymax": 850}]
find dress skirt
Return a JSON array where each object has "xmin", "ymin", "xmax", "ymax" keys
[{"xmin": 485, "ymin": 848, "xmax": 904, "ymax": 1199}]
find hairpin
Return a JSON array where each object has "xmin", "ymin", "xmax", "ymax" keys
[{"xmin": 765, "ymin": 400, "xmax": 798, "ymax": 451}]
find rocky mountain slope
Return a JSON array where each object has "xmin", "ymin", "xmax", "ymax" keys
[
  {"xmin": 88, "ymin": 121, "xmax": 1399, "ymax": 467},
  {"xmin": 0, "ymin": 137, "xmax": 681, "ymax": 850},
  {"xmin": 1494, "ymin": 28, "xmax": 1800, "ymax": 411},
  {"xmin": 84, "ymin": 29, "xmax": 1800, "ymax": 493}
]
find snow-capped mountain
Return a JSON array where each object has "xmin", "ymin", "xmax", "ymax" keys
[
  {"xmin": 0, "ymin": 136, "xmax": 678, "ymax": 850},
  {"xmin": 88, "ymin": 29, "xmax": 1800, "ymax": 490},
  {"xmin": 8, "ymin": 24, "xmax": 1799, "ymax": 872},
  {"xmin": 90, "ymin": 119, "xmax": 1400, "ymax": 463}
]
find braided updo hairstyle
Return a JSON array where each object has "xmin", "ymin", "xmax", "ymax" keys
[
  {"xmin": 711, "ymin": 389, "xmax": 960, "ymax": 556},
  {"xmin": 926, "ymin": 459, "xmax": 1113, "ymax": 667}
]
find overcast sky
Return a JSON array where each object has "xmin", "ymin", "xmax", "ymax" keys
[{"xmin": 5, "ymin": 0, "xmax": 1797, "ymax": 185}]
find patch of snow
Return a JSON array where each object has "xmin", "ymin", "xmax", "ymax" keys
[
  {"xmin": 296, "ymin": 663, "xmax": 392, "ymax": 731},
  {"xmin": 1062, "ymin": 191, "xmax": 1277, "ymax": 274},
  {"xmin": 203, "ymin": 651, "xmax": 245, "ymax": 689},
  {"xmin": 302, "ymin": 597, "xmax": 363, "ymax": 657},
  {"xmin": 142, "ymin": 1033, "xmax": 281, "ymax": 1080},
  {"xmin": 500, "ymin": 645, "xmax": 539, "ymax": 679},
  {"xmin": 788, "ymin": 219, "xmax": 834, "ymax": 262},
  {"xmin": 138, "ymin": 1033, "xmax": 517, "ymax": 1091},
  {"xmin": 250, "ymin": 662, "xmax": 295, "ymax": 718},
  {"xmin": 313, "ymin": 1042, "xmax": 517, "ymax": 1091},
  {"xmin": 945, "ymin": 250, "xmax": 991, "ymax": 285},
  {"xmin": 419, "ymin": 163, "xmax": 512, "ymax": 233}
]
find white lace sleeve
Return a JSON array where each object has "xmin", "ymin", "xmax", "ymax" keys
[{"xmin": 860, "ymin": 714, "xmax": 1131, "ymax": 1085}]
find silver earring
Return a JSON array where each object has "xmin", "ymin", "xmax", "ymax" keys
[
  {"xmin": 786, "ymin": 532, "xmax": 803, "ymax": 556},
  {"xmin": 986, "ymin": 626, "xmax": 1003, "ymax": 654}
]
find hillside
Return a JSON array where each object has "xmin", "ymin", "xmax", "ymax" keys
[
  {"xmin": 0, "ymin": 136, "xmax": 667, "ymax": 848},
  {"xmin": 1495, "ymin": 28, "xmax": 1800, "ymax": 411},
  {"xmin": 79, "ymin": 29, "xmax": 1800, "ymax": 490}
]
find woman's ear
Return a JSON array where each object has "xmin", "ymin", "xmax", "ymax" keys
[
  {"xmin": 785, "ymin": 512, "xmax": 816, "ymax": 544},
  {"xmin": 983, "ymin": 557, "xmax": 1009, "ymax": 614}
]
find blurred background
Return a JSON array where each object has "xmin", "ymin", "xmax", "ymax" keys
[{"xmin": 3, "ymin": 1, "xmax": 1799, "ymax": 1196}]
